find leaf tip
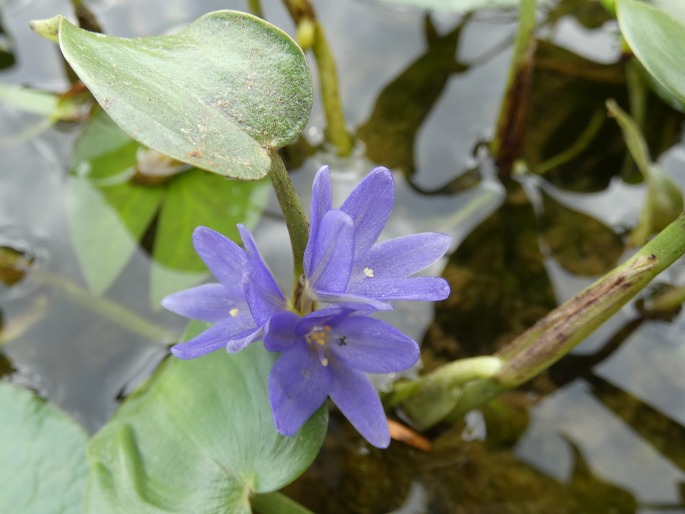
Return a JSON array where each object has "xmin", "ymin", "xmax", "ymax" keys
[{"xmin": 29, "ymin": 15, "xmax": 63, "ymax": 43}]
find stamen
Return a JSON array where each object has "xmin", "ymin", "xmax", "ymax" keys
[
  {"xmin": 305, "ymin": 325, "xmax": 333, "ymax": 366},
  {"xmin": 229, "ymin": 308, "xmax": 239, "ymax": 317},
  {"xmin": 316, "ymin": 344, "xmax": 328, "ymax": 367},
  {"xmin": 305, "ymin": 325, "xmax": 331, "ymax": 346},
  {"xmin": 363, "ymin": 267, "xmax": 374, "ymax": 278}
]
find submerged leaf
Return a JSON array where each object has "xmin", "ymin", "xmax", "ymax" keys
[
  {"xmin": 86, "ymin": 323, "xmax": 328, "ymax": 513},
  {"xmin": 541, "ymin": 191, "xmax": 623, "ymax": 276},
  {"xmin": 0, "ymin": 382, "xmax": 88, "ymax": 514},
  {"xmin": 43, "ymin": 11, "xmax": 312, "ymax": 179},
  {"xmin": 67, "ymin": 177, "xmax": 162, "ymax": 296}
]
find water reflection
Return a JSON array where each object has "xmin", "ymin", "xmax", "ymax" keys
[{"xmin": 515, "ymin": 380, "xmax": 684, "ymax": 509}]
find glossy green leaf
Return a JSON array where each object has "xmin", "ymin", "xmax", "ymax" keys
[
  {"xmin": 51, "ymin": 10, "xmax": 312, "ymax": 179},
  {"xmin": 0, "ymin": 382, "xmax": 88, "ymax": 514},
  {"xmin": 617, "ymin": 0, "xmax": 685, "ymax": 105},
  {"xmin": 86, "ymin": 323, "xmax": 328, "ymax": 513}
]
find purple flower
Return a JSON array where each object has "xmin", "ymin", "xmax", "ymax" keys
[
  {"xmin": 264, "ymin": 308, "xmax": 420, "ymax": 448},
  {"xmin": 303, "ymin": 166, "xmax": 451, "ymax": 310},
  {"xmin": 162, "ymin": 225, "xmax": 286, "ymax": 359}
]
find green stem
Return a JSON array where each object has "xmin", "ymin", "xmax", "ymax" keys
[
  {"xmin": 282, "ymin": 0, "xmax": 353, "ymax": 157},
  {"xmin": 251, "ymin": 492, "xmax": 315, "ymax": 514},
  {"xmin": 311, "ymin": 22, "xmax": 353, "ymax": 156},
  {"xmin": 495, "ymin": 212, "xmax": 685, "ymax": 386},
  {"xmin": 490, "ymin": 0, "xmax": 537, "ymax": 178},
  {"xmin": 0, "ymin": 249, "xmax": 177, "ymax": 343},
  {"xmin": 268, "ymin": 151, "xmax": 309, "ymax": 296}
]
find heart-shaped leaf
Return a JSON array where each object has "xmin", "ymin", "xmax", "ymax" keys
[
  {"xmin": 49, "ymin": 11, "xmax": 312, "ymax": 179},
  {"xmin": 0, "ymin": 382, "xmax": 88, "ymax": 514},
  {"xmin": 86, "ymin": 323, "xmax": 328, "ymax": 513}
]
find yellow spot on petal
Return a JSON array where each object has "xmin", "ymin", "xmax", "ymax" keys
[
  {"xmin": 229, "ymin": 308, "xmax": 239, "ymax": 317},
  {"xmin": 363, "ymin": 267, "xmax": 374, "ymax": 278},
  {"xmin": 321, "ymin": 357, "xmax": 329, "ymax": 367}
]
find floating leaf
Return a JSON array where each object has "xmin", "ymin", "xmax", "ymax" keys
[
  {"xmin": 86, "ymin": 322, "xmax": 328, "ymax": 513},
  {"xmin": 0, "ymin": 382, "xmax": 88, "ymax": 514},
  {"xmin": 617, "ymin": 0, "xmax": 685, "ymax": 106},
  {"xmin": 38, "ymin": 11, "xmax": 312, "ymax": 179}
]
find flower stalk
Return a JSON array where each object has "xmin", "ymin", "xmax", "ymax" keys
[{"xmin": 268, "ymin": 151, "xmax": 310, "ymax": 294}]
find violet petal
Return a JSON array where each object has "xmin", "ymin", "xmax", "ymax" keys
[
  {"xmin": 304, "ymin": 166, "xmax": 332, "ymax": 273},
  {"xmin": 268, "ymin": 342, "xmax": 332, "ymax": 436},
  {"xmin": 192, "ymin": 226, "xmax": 246, "ymax": 287},
  {"xmin": 263, "ymin": 311, "xmax": 301, "ymax": 352},
  {"xmin": 329, "ymin": 364, "xmax": 390, "ymax": 448},
  {"xmin": 328, "ymin": 316, "xmax": 419, "ymax": 373},
  {"xmin": 363, "ymin": 232, "xmax": 451, "ymax": 278},
  {"xmin": 340, "ymin": 167, "xmax": 394, "ymax": 258},
  {"xmin": 161, "ymin": 283, "xmax": 242, "ymax": 323},
  {"xmin": 307, "ymin": 210, "xmax": 354, "ymax": 291},
  {"xmin": 348, "ymin": 276, "xmax": 450, "ymax": 302},
  {"xmin": 170, "ymin": 318, "xmax": 257, "ymax": 360},
  {"xmin": 310, "ymin": 288, "xmax": 394, "ymax": 311}
]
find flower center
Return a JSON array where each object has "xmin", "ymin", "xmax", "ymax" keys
[{"xmin": 305, "ymin": 325, "xmax": 333, "ymax": 367}]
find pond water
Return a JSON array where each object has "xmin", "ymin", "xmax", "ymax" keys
[{"xmin": 1, "ymin": 0, "xmax": 685, "ymax": 512}]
